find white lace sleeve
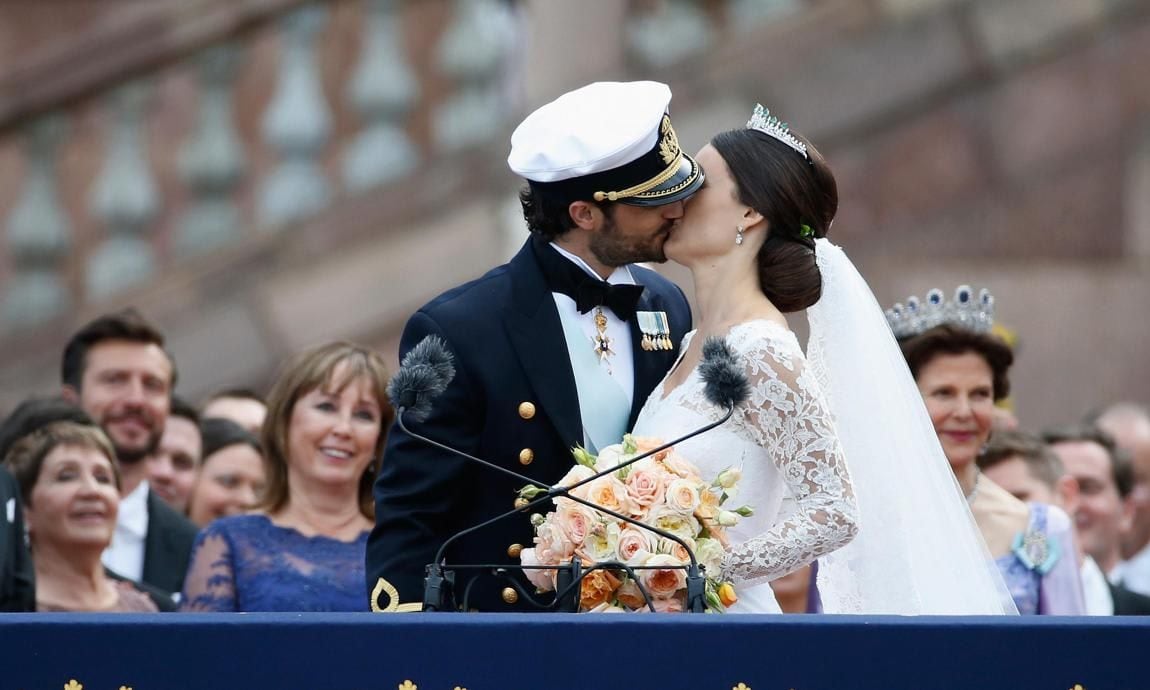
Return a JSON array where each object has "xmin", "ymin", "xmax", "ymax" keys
[{"xmin": 720, "ymin": 332, "xmax": 859, "ymax": 588}]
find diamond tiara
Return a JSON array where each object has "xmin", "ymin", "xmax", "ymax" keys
[
  {"xmin": 885, "ymin": 285, "xmax": 996, "ymax": 339},
  {"xmin": 746, "ymin": 104, "xmax": 809, "ymax": 160}
]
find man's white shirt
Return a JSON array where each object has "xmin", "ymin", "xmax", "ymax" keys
[
  {"xmin": 548, "ymin": 243, "xmax": 636, "ymax": 408},
  {"xmin": 101, "ymin": 480, "xmax": 149, "ymax": 582},
  {"xmin": 1080, "ymin": 556, "xmax": 1115, "ymax": 616}
]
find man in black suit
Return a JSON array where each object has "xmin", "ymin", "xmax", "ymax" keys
[
  {"xmin": 982, "ymin": 428, "xmax": 1150, "ymax": 615},
  {"xmin": 0, "ymin": 465, "xmax": 34, "ymax": 611},
  {"xmin": 367, "ymin": 81, "xmax": 702, "ymax": 612},
  {"xmin": 60, "ymin": 309, "xmax": 198, "ymax": 601},
  {"xmin": 1044, "ymin": 425, "xmax": 1150, "ymax": 615}
]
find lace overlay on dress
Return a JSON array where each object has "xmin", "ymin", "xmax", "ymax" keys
[
  {"xmin": 180, "ymin": 514, "xmax": 368, "ymax": 612},
  {"xmin": 635, "ymin": 320, "xmax": 858, "ymax": 591}
]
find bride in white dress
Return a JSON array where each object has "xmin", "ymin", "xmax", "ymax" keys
[{"xmin": 633, "ymin": 108, "xmax": 1016, "ymax": 615}]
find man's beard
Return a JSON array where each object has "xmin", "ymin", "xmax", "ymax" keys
[
  {"xmin": 102, "ymin": 417, "xmax": 162, "ymax": 465},
  {"xmin": 588, "ymin": 211, "xmax": 673, "ymax": 267}
]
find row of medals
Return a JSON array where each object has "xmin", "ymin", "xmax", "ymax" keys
[
  {"xmin": 639, "ymin": 311, "xmax": 673, "ymax": 351},
  {"xmin": 641, "ymin": 332, "xmax": 673, "ymax": 351}
]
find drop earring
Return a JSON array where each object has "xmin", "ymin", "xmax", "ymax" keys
[{"xmin": 735, "ymin": 225, "xmax": 745, "ymax": 245}]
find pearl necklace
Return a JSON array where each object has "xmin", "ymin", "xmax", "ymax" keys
[{"xmin": 965, "ymin": 468, "xmax": 981, "ymax": 505}]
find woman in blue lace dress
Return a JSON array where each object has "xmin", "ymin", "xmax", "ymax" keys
[
  {"xmin": 894, "ymin": 310, "xmax": 1085, "ymax": 615},
  {"xmin": 180, "ymin": 342, "xmax": 392, "ymax": 612}
]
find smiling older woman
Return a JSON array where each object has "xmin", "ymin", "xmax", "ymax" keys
[
  {"xmin": 893, "ymin": 294, "xmax": 1085, "ymax": 615},
  {"xmin": 180, "ymin": 342, "xmax": 392, "ymax": 612},
  {"xmin": 6, "ymin": 422, "xmax": 158, "ymax": 612}
]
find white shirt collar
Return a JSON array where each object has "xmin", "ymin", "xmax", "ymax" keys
[
  {"xmin": 118, "ymin": 480, "xmax": 150, "ymax": 539},
  {"xmin": 549, "ymin": 242, "xmax": 636, "ymax": 286},
  {"xmin": 1080, "ymin": 556, "xmax": 1115, "ymax": 616}
]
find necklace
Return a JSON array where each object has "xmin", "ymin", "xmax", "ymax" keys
[{"xmin": 965, "ymin": 468, "xmax": 981, "ymax": 505}]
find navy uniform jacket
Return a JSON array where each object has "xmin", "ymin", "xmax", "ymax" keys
[{"xmin": 367, "ymin": 237, "xmax": 691, "ymax": 612}]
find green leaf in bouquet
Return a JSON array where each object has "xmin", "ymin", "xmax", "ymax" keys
[
  {"xmin": 734, "ymin": 505, "xmax": 754, "ymax": 517},
  {"xmin": 622, "ymin": 434, "xmax": 638, "ymax": 455}
]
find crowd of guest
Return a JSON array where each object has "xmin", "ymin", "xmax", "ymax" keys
[{"xmin": 1, "ymin": 302, "xmax": 1149, "ymax": 616}]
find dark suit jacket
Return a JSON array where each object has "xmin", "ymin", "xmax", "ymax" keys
[
  {"xmin": 0, "ymin": 466, "xmax": 34, "ymax": 611},
  {"xmin": 141, "ymin": 489, "xmax": 198, "ymax": 600},
  {"xmin": 367, "ymin": 238, "xmax": 692, "ymax": 612},
  {"xmin": 1110, "ymin": 583, "xmax": 1150, "ymax": 616}
]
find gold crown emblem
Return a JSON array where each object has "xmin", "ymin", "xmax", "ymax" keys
[{"xmin": 658, "ymin": 115, "xmax": 680, "ymax": 165}]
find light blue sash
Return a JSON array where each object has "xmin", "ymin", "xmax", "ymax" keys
[{"xmin": 557, "ymin": 313, "xmax": 631, "ymax": 453}]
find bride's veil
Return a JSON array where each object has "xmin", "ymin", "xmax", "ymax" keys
[{"xmin": 806, "ymin": 239, "xmax": 1017, "ymax": 615}]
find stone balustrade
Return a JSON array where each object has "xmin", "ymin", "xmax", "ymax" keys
[{"xmin": 0, "ymin": 0, "xmax": 521, "ymax": 329}]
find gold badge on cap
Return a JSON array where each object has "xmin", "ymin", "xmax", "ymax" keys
[{"xmin": 638, "ymin": 311, "xmax": 673, "ymax": 352}]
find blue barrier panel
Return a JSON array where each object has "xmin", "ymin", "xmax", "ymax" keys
[{"xmin": 2, "ymin": 613, "xmax": 1149, "ymax": 690}]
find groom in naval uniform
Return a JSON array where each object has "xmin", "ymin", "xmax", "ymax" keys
[{"xmin": 367, "ymin": 81, "xmax": 702, "ymax": 612}]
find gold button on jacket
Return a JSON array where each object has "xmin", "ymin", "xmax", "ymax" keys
[
  {"xmin": 502, "ymin": 587, "xmax": 519, "ymax": 604},
  {"xmin": 518, "ymin": 448, "xmax": 534, "ymax": 465},
  {"xmin": 518, "ymin": 402, "xmax": 536, "ymax": 419},
  {"xmin": 507, "ymin": 543, "xmax": 523, "ymax": 558}
]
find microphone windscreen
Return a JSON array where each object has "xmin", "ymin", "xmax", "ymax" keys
[
  {"xmin": 698, "ymin": 336, "xmax": 750, "ymax": 409},
  {"xmin": 387, "ymin": 335, "xmax": 456, "ymax": 422},
  {"xmin": 407, "ymin": 334, "xmax": 456, "ymax": 391}
]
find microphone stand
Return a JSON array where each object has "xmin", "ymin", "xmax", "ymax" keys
[{"xmin": 397, "ymin": 401, "xmax": 737, "ymax": 613}]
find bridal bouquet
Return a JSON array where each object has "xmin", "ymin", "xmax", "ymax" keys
[{"xmin": 517, "ymin": 435, "xmax": 751, "ymax": 613}]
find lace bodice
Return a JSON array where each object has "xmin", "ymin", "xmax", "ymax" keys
[
  {"xmin": 180, "ymin": 514, "xmax": 369, "ymax": 612},
  {"xmin": 634, "ymin": 320, "xmax": 858, "ymax": 589}
]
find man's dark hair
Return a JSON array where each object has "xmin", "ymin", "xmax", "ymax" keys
[
  {"xmin": 203, "ymin": 387, "xmax": 266, "ymax": 406},
  {"xmin": 61, "ymin": 308, "xmax": 176, "ymax": 391},
  {"xmin": 0, "ymin": 397, "xmax": 95, "ymax": 466},
  {"xmin": 518, "ymin": 184, "xmax": 615, "ymax": 241},
  {"xmin": 200, "ymin": 417, "xmax": 263, "ymax": 460},
  {"xmin": 169, "ymin": 395, "xmax": 200, "ymax": 426},
  {"xmin": 1042, "ymin": 424, "xmax": 1134, "ymax": 498},
  {"xmin": 977, "ymin": 429, "xmax": 1064, "ymax": 488}
]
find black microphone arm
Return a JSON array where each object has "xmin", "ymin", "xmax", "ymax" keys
[{"xmin": 388, "ymin": 334, "xmax": 750, "ymax": 612}]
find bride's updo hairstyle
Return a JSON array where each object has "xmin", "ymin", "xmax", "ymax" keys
[{"xmin": 710, "ymin": 127, "xmax": 838, "ymax": 313}]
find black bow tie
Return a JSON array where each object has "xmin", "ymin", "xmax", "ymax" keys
[
  {"xmin": 574, "ymin": 280, "xmax": 644, "ymax": 321},
  {"xmin": 533, "ymin": 238, "xmax": 645, "ymax": 321}
]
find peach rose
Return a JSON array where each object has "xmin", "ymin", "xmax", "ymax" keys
[
  {"xmin": 616, "ymin": 525, "xmax": 654, "ymax": 564},
  {"xmin": 639, "ymin": 553, "xmax": 688, "ymax": 599},
  {"xmin": 660, "ymin": 451, "xmax": 696, "ymax": 479},
  {"xmin": 555, "ymin": 465, "xmax": 596, "ymax": 505},
  {"xmin": 579, "ymin": 569, "xmax": 621, "ymax": 609},
  {"xmin": 615, "ymin": 579, "xmax": 649, "ymax": 610},
  {"xmin": 587, "ymin": 602, "xmax": 628, "ymax": 613},
  {"xmin": 658, "ymin": 536, "xmax": 695, "ymax": 564},
  {"xmin": 534, "ymin": 521, "xmax": 575, "ymax": 565},
  {"xmin": 695, "ymin": 487, "xmax": 720, "ymax": 523},
  {"xmin": 665, "ymin": 478, "xmax": 701, "ymax": 514},
  {"xmin": 554, "ymin": 503, "xmax": 597, "ymax": 546},
  {"xmin": 584, "ymin": 475, "xmax": 632, "ymax": 517},
  {"xmin": 625, "ymin": 463, "xmax": 666, "ymax": 515},
  {"xmin": 520, "ymin": 547, "xmax": 556, "ymax": 592},
  {"xmin": 631, "ymin": 436, "xmax": 671, "ymax": 462},
  {"xmin": 652, "ymin": 596, "xmax": 685, "ymax": 613}
]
